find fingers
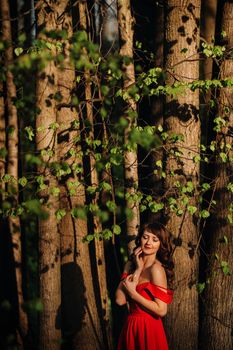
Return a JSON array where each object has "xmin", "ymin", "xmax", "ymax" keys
[
  {"xmin": 134, "ymin": 247, "xmax": 142, "ymax": 256},
  {"xmin": 123, "ymin": 274, "xmax": 133, "ymax": 285},
  {"xmin": 134, "ymin": 248, "xmax": 143, "ymax": 262}
]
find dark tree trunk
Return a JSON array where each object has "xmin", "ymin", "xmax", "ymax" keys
[{"xmin": 200, "ymin": 2, "xmax": 233, "ymax": 349}]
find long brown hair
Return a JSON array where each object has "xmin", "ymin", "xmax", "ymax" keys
[{"xmin": 132, "ymin": 222, "xmax": 174, "ymax": 286}]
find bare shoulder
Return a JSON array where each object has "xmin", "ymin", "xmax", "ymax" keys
[{"xmin": 150, "ymin": 261, "xmax": 167, "ymax": 288}]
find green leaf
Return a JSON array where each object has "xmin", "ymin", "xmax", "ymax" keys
[
  {"xmin": 55, "ymin": 209, "xmax": 66, "ymax": 222},
  {"xmin": 187, "ymin": 205, "xmax": 197, "ymax": 215},
  {"xmin": 87, "ymin": 186, "xmax": 98, "ymax": 195},
  {"xmin": 18, "ymin": 177, "xmax": 27, "ymax": 187},
  {"xmin": 102, "ymin": 229, "xmax": 112, "ymax": 240},
  {"xmin": 106, "ymin": 200, "xmax": 117, "ymax": 212},
  {"xmin": 71, "ymin": 206, "xmax": 87, "ymax": 220},
  {"xmin": 156, "ymin": 160, "xmax": 162, "ymax": 168},
  {"xmin": 0, "ymin": 147, "xmax": 7, "ymax": 159},
  {"xmin": 140, "ymin": 204, "xmax": 147, "ymax": 212},
  {"xmin": 50, "ymin": 187, "xmax": 60, "ymax": 196},
  {"xmin": 25, "ymin": 126, "xmax": 35, "ymax": 141},
  {"xmin": 148, "ymin": 202, "xmax": 164, "ymax": 213},
  {"xmin": 220, "ymin": 152, "xmax": 228, "ymax": 163},
  {"xmin": 199, "ymin": 210, "xmax": 210, "ymax": 218},
  {"xmin": 201, "ymin": 183, "xmax": 210, "ymax": 191},
  {"xmin": 196, "ymin": 282, "xmax": 205, "ymax": 294},
  {"xmin": 220, "ymin": 261, "xmax": 231, "ymax": 275},
  {"xmin": 85, "ymin": 234, "xmax": 94, "ymax": 242},
  {"xmin": 49, "ymin": 122, "xmax": 59, "ymax": 130},
  {"xmin": 193, "ymin": 155, "xmax": 201, "ymax": 163},
  {"xmin": 14, "ymin": 47, "xmax": 23, "ymax": 56},
  {"xmin": 112, "ymin": 224, "xmax": 121, "ymax": 235},
  {"xmin": 100, "ymin": 181, "xmax": 112, "ymax": 192},
  {"xmin": 24, "ymin": 199, "xmax": 48, "ymax": 219}
]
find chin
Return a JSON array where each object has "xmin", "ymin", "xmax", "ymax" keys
[{"xmin": 142, "ymin": 248, "xmax": 155, "ymax": 255}]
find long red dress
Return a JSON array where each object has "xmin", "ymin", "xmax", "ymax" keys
[{"xmin": 117, "ymin": 275, "xmax": 173, "ymax": 350}]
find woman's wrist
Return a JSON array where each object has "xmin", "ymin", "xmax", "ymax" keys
[
  {"xmin": 128, "ymin": 289, "xmax": 138, "ymax": 299},
  {"xmin": 132, "ymin": 268, "xmax": 142, "ymax": 283}
]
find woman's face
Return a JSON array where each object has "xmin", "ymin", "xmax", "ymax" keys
[{"xmin": 140, "ymin": 230, "xmax": 160, "ymax": 255}]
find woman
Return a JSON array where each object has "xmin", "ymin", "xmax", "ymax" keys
[{"xmin": 115, "ymin": 222, "xmax": 174, "ymax": 350}]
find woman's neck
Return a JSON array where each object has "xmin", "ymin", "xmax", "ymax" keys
[{"xmin": 142, "ymin": 253, "xmax": 156, "ymax": 268}]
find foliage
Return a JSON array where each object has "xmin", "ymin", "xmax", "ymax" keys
[{"xmin": 0, "ymin": 10, "xmax": 232, "ymax": 347}]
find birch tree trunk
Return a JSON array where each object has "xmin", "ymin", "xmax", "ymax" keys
[
  {"xmin": 36, "ymin": 3, "xmax": 61, "ymax": 349},
  {"xmin": 164, "ymin": 1, "xmax": 201, "ymax": 349},
  {"xmin": 0, "ymin": 0, "xmax": 28, "ymax": 346},
  {"xmin": 117, "ymin": 0, "xmax": 139, "ymax": 254},
  {"xmin": 200, "ymin": 2, "xmax": 233, "ymax": 349}
]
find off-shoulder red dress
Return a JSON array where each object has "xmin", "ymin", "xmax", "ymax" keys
[{"xmin": 117, "ymin": 273, "xmax": 173, "ymax": 350}]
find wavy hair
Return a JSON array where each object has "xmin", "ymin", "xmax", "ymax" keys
[{"xmin": 131, "ymin": 222, "xmax": 174, "ymax": 286}]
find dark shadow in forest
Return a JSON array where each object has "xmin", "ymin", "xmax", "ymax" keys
[
  {"xmin": 0, "ymin": 219, "xmax": 19, "ymax": 349},
  {"xmin": 56, "ymin": 262, "xmax": 86, "ymax": 338},
  {"xmin": 165, "ymin": 101, "xmax": 199, "ymax": 123}
]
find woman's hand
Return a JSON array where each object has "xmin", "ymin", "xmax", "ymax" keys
[
  {"xmin": 122, "ymin": 274, "xmax": 138, "ymax": 298},
  {"xmin": 134, "ymin": 247, "xmax": 144, "ymax": 271}
]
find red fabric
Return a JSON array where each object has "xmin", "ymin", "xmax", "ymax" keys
[
  {"xmin": 118, "ymin": 278, "xmax": 173, "ymax": 350},
  {"xmin": 120, "ymin": 272, "xmax": 129, "ymax": 281}
]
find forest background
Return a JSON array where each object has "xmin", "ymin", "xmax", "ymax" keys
[{"xmin": 0, "ymin": 0, "xmax": 232, "ymax": 349}]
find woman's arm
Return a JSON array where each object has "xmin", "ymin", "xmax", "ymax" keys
[
  {"xmin": 123, "ymin": 264, "xmax": 168, "ymax": 317},
  {"xmin": 115, "ymin": 248, "xmax": 144, "ymax": 306},
  {"xmin": 115, "ymin": 261, "xmax": 131, "ymax": 306}
]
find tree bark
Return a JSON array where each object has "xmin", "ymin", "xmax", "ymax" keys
[
  {"xmin": 0, "ymin": 0, "xmax": 28, "ymax": 346},
  {"xmin": 164, "ymin": 1, "xmax": 201, "ymax": 349},
  {"xmin": 200, "ymin": 2, "xmax": 233, "ymax": 349},
  {"xmin": 0, "ymin": 80, "xmax": 5, "ymax": 198},
  {"xmin": 201, "ymin": 0, "xmax": 218, "ymax": 80},
  {"xmin": 36, "ymin": 3, "xmax": 61, "ymax": 349},
  {"xmin": 117, "ymin": 0, "xmax": 139, "ymax": 254},
  {"xmin": 78, "ymin": 2, "xmax": 112, "ymax": 348},
  {"xmin": 200, "ymin": 0, "xmax": 218, "ymax": 142},
  {"xmin": 54, "ymin": 2, "xmax": 105, "ymax": 348}
]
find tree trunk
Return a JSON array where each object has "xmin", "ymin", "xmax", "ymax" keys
[
  {"xmin": 200, "ymin": 0, "xmax": 218, "ymax": 142},
  {"xmin": 36, "ymin": 3, "xmax": 61, "ymax": 349},
  {"xmin": 1, "ymin": 0, "xmax": 28, "ymax": 346},
  {"xmin": 200, "ymin": 2, "xmax": 233, "ymax": 349},
  {"xmin": 54, "ymin": 2, "xmax": 105, "ymax": 348},
  {"xmin": 78, "ymin": 2, "xmax": 112, "ymax": 348},
  {"xmin": 117, "ymin": 0, "xmax": 139, "ymax": 254},
  {"xmin": 0, "ymin": 80, "xmax": 5, "ymax": 198},
  {"xmin": 164, "ymin": 1, "xmax": 201, "ymax": 349},
  {"xmin": 151, "ymin": 2, "xmax": 164, "ymax": 208}
]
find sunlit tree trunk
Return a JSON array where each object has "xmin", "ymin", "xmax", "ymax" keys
[
  {"xmin": 78, "ymin": 2, "xmax": 112, "ymax": 348},
  {"xmin": 0, "ymin": 0, "xmax": 28, "ymax": 346},
  {"xmin": 36, "ymin": 3, "xmax": 61, "ymax": 349},
  {"xmin": 164, "ymin": 1, "xmax": 201, "ymax": 349},
  {"xmin": 201, "ymin": 0, "xmax": 218, "ymax": 80},
  {"xmin": 117, "ymin": 0, "xmax": 139, "ymax": 254},
  {"xmin": 200, "ymin": 2, "xmax": 233, "ymax": 349},
  {"xmin": 55, "ymin": 2, "xmax": 104, "ymax": 349}
]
